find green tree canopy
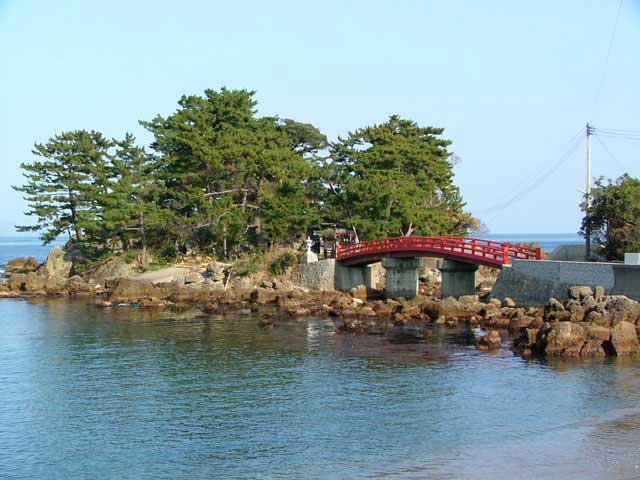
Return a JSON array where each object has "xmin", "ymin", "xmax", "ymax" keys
[
  {"xmin": 13, "ymin": 130, "xmax": 113, "ymax": 243},
  {"xmin": 325, "ymin": 115, "xmax": 477, "ymax": 239},
  {"xmin": 581, "ymin": 174, "xmax": 640, "ymax": 260},
  {"xmin": 141, "ymin": 88, "xmax": 325, "ymax": 255}
]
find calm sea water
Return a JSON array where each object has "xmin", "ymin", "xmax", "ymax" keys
[
  {"xmin": 485, "ymin": 232, "xmax": 582, "ymax": 252},
  {"xmin": 2, "ymin": 235, "xmax": 639, "ymax": 480},
  {"xmin": 0, "ymin": 236, "xmax": 65, "ymax": 274}
]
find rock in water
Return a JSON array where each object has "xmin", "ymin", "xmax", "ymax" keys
[
  {"xmin": 4, "ymin": 257, "xmax": 39, "ymax": 275},
  {"xmin": 349, "ymin": 285, "xmax": 367, "ymax": 301},
  {"xmin": 609, "ymin": 321, "xmax": 640, "ymax": 356},
  {"xmin": 544, "ymin": 322, "xmax": 586, "ymax": 357},
  {"xmin": 476, "ymin": 330, "xmax": 501, "ymax": 351},
  {"xmin": 40, "ymin": 247, "xmax": 72, "ymax": 280}
]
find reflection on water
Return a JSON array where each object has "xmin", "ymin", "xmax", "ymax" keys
[{"xmin": 1, "ymin": 297, "xmax": 640, "ymax": 479}]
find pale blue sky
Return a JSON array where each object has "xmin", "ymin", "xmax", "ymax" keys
[{"xmin": 1, "ymin": 0, "xmax": 638, "ymax": 234}]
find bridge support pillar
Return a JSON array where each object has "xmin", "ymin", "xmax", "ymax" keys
[
  {"xmin": 382, "ymin": 258, "xmax": 420, "ymax": 299},
  {"xmin": 438, "ymin": 260, "xmax": 478, "ymax": 298},
  {"xmin": 335, "ymin": 264, "xmax": 375, "ymax": 293}
]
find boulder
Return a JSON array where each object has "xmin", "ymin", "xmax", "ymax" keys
[
  {"xmin": 605, "ymin": 296, "xmax": 640, "ymax": 324},
  {"xmin": 441, "ymin": 297, "xmax": 463, "ymax": 316},
  {"xmin": 509, "ymin": 314, "xmax": 534, "ymax": 331},
  {"xmin": 184, "ymin": 271, "xmax": 204, "ymax": 285},
  {"xmin": 227, "ymin": 276, "xmax": 254, "ymax": 290},
  {"xmin": 83, "ymin": 257, "xmax": 137, "ymax": 284},
  {"xmin": 488, "ymin": 298, "xmax": 502, "ymax": 307},
  {"xmin": 503, "ymin": 297, "xmax": 516, "ymax": 308},
  {"xmin": 65, "ymin": 275, "xmax": 92, "ymax": 295},
  {"xmin": 584, "ymin": 310, "xmax": 610, "ymax": 327},
  {"xmin": 110, "ymin": 278, "xmax": 161, "ymax": 300},
  {"xmin": 479, "ymin": 303, "xmax": 501, "ymax": 320},
  {"xmin": 587, "ymin": 324, "xmax": 611, "ymax": 342},
  {"xmin": 360, "ymin": 306, "xmax": 377, "ymax": 317},
  {"xmin": 250, "ymin": 288, "xmax": 273, "ymax": 304},
  {"xmin": 579, "ymin": 298, "xmax": 596, "ymax": 314},
  {"xmin": 609, "ymin": 321, "xmax": 640, "ymax": 356},
  {"xmin": 568, "ymin": 286, "xmax": 593, "ymax": 301},
  {"xmin": 476, "ymin": 330, "xmax": 502, "ymax": 351},
  {"xmin": 349, "ymin": 285, "xmax": 367, "ymax": 301},
  {"xmin": 5, "ymin": 257, "xmax": 39, "ymax": 275},
  {"xmin": 580, "ymin": 340, "xmax": 606, "ymax": 357},
  {"xmin": 8, "ymin": 273, "xmax": 27, "ymax": 291},
  {"xmin": 39, "ymin": 247, "xmax": 72, "ymax": 279},
  {"xmin": 546, "ymin": 298, "xmax": 565, "ymax": 312},
  {"xmin": 459, "ymin": 295, "xmax": 479, "ymax": 304},
  {"xmin": 594, "ymin": 286, "xmax": 606, "ymax": 302},
  {"xmin": 22, "ymin": 272, "xmax": 46, "ymax": 292},
  {"xmin": 205, "ymin": 262, "xmax": 227, "ymax": 282},
  {"xmin": 544, "ymin": 322, "xmax": 586, "ymax": 357}
]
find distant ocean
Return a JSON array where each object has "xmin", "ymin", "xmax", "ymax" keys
[
  {"xmin": 485, "ymin": 233, "xmax": 582, "ymax": 252},
  {"xmin": 0, "ymin": 236, "xmax": 65, "ymax": 274}
]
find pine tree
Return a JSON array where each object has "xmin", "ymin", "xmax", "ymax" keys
[
  {"xmin": 327, "ymin": 115, "xmax": 478, "ymax": 238},
  {"xmin": 141, "ymin": 88, "xmax": 324, "ymax": 255},
  {"xmin": 92, "ymin": 134, "xmax": 163, "ymax": 265},
  {"xmin": 13, "ymin": 130, "xmax": 113, "ymax": 243}
]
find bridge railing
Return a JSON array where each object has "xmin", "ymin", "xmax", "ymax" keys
[{"xmin": 336, "ymin": 236, "xmax": 542, "ymax": 266}]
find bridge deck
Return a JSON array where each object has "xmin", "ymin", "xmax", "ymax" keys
[{"xmin": 336, "ymin": 236, "xmax": 541, "ymax": 268}]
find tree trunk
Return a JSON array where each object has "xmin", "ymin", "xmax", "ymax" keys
[
  {"xmin": 139, "ymin": 203, "xmax": 148, "ymax": 268},
  {"xmin": 223, "ymin": 224, "xmax": 228, "ymax": 259}
]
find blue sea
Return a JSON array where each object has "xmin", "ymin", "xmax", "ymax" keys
[
  {"xmin": 485, "ymin": 232, "xmax": 582, "ymax": 252},
  {"xmin": 0, "ymin": 235, "xmax": 65, "ymax": 273}
]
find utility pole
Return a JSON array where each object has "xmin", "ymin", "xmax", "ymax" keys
[{"xmin": 585, "ymin": 123, "xmax": 593, "ymax": 260}]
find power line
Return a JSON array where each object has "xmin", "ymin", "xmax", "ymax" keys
[
  {"xmin": 476, "ymin": 128, "xmax": 584, "ymax": 214},
  {"xmin": 594, "ymin": 135, "xmax": 628, "ymax": 173},
  {"xmin": 593, "ymin": 130, "xmax": 640, "ymax": 142},
  {"xmin": 477, "ymin": 133, "xmax": 584, "ymax": 216},
  {"xmin": 592, "ymin": 0, "xmax": 624, "ymax": 118}
]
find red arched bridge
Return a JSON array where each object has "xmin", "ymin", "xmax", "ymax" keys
[{"xmin": 336, "ymin": 236, "xmax": 542, "ymax": 268}]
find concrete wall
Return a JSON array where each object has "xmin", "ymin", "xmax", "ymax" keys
[
  {"xmin": 492, "ymin": 259, "xmax": 617, "ymax": 306},
  {"xmin": 508, "ymin": 259, "xmax": 615, "ymax": 288},
  {"xmin": 611, "ymin": 265, "xmax": 640, "ymax": 300},
  {"xmin": 334, "ymin": 264, "xmax": 375, "ymax": 292},
  {"xmin": 291, "ymin": 259, "xmax": 335, "ymax": 291}
]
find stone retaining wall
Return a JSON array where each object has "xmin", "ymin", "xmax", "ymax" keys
[{"xmin": 291, "ymin": 259, "xmax": 336, "ymax": 291}]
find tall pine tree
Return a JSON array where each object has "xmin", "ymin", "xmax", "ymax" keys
[{"xmin": 14, "ymin": 130, "xmax": 113, "ymax": 243}]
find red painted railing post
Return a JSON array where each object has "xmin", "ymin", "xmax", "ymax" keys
[
  {"xmin": 502, "ymin": 245, "xmax": 510, "ymax": 266},
  {"xmin": 535, "ymin": 247, "xmax": 542, "ymax": 260},
  {"xmin": 336, "ymin": 243, "xmax": 341, "ymax": 259}
]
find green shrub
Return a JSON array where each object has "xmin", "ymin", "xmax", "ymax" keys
[
  {"xmin": 123, "ymin": 249, "xmax": 140, "ymax": 264},
  {"xmin": 268, "ymin": 252, "xmax": 298, "ymax": 276}
]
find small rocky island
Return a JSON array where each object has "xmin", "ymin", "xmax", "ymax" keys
[{"xmin": 2, "ymin": 246, "xmax": 639, "ymax": 360}]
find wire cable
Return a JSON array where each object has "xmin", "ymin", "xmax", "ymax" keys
[
  {"xmin": 477, "ymin": 133, "xmax": 585, "ymax": 216},
  {"xmin": 475, "ymin": 128, "xmax": 584, "ymax": 213},
  {"xmin": 594, "ymin": 135, "xmax": 628, "ymax": 173},
  {"xmin": 592, "ymin": 0, "xmax": 624, "ymax": 118}
]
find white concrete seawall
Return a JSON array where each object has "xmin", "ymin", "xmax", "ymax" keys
[{"xmin": 492, "ymin": 259, "xmax": 617, "ymax": 305}]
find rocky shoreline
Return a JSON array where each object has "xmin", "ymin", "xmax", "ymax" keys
[{"xmin": 2, "ymin": 248, "xmax": 639, "ymax": 359}]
